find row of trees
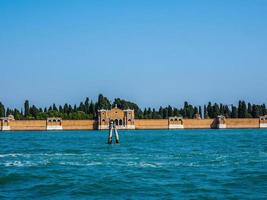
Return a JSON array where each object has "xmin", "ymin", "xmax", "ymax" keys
[{"xmin": 0, "ymin": 95, "xmax": 266, "ymax": 120}]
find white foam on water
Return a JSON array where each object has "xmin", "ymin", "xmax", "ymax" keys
[
  {"xmin": 58, "ymin": 161, "xmax": 103, "ymax": 166},
  {"xmin": 4, "ymin": 161, "xmax": 23, "ymax": 167},
  {"xmin": 85, "ymin": 162, "xmax": 102, "ymax": 166},
  {"xmin": 0, "ymin": 153, "xmax": 32, "ymax": 158},
  {"xmin": 139, "ymin": 162, "xmax": 158, "ymax": 168}
]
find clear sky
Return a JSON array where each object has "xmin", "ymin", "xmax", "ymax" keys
[{"xmin": 0, "ymin": 0, "xmax": 267, "ymax": 109}]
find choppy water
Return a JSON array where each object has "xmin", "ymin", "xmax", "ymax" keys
[{"xmin": 1, "ymin": 129, "xmax": 267, "ymax": 199}]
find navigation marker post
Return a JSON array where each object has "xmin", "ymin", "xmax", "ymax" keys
[{"xmin": 108, "ymin": 120, "xmax": 119, "ymax": 144}]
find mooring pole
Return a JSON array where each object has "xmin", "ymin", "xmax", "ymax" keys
[
  {"xmin": 114, "ymin": 124, "xmax": 119, "ymax": 144},
  {"xmin": 108, "ymin": 121, "xmax": 113, "ymax": 144}
]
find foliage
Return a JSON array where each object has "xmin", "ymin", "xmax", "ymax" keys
[{"xmin": 0, "ymin": 96, "xmax": 266, "ymax": 120}]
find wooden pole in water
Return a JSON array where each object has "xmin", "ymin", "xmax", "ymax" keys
[
  {"xmin": 114, "ymin": 125, "xmax": 119, "ymax": 144},
  {"xmin": 108, "ymin": 121, "xmax": 113, "ymax": 144},
  {"xmin": 108, "ymin": 120, "xmax": 119, "ymax": 144}
]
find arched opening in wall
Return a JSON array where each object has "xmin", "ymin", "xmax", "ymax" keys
[
  {"xmin": 53, "ymin": 119, "xmax": 57, "ymax": 123},
  {"xmin": 119, "ymin": 119, "xmax": 123, "ymax": 126},
  {"xmin": 114, "ymin": 119, "xmax": 119, "ymax": 126},
  {"xmin": 179, "ymin": 119, "xmax": 183, "ymax": 125}
]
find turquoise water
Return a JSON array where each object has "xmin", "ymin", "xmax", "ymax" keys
[{"xmin": 1, "ymin": 129, "xmax": 267, "ymax": 199}]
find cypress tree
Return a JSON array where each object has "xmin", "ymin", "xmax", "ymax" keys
[
  {"xmin": 59, "ymin": 105, "xmax": 63, "ymax": 113},
  {"xmin": 52, "ymin": 104, "xmax": 58, "ymax": 111},
  {"xmin": 207, "ymin": 102, "xmax": 212, "ymax": 118},
  {"xmin": 193, "ymin": 106, "xmax": 198, "ymax": 115},
  {"xmin": 63, "ymin": 104, "xmax": 68, "ymax": 113},
  {"xmin": 163, "ymin": 108, "xmax": 168, "ymax": 119},
  {"xmin": 231, "ymin": 106, "xmax": 238, "ymax": 118},
  {"xmin": 224, "ymin": 105, "xmax": 231, "ymax": 118},
  {"xmin": 143, "ymin": 108, "xmax": 147, "ymax": 119},
  {"xmin": 159, "ymin": 107, "xmax": 163, "ymax": 119},
  {"xmin": 238, "ymin": 101, "xmax": 247, "ymax": 118},
  {"xmin": 262, "ymin": 104, "xmax": 266, "ymax": 115},
  {"xmin": 97, "ymin": 94, "xmax": 111, "ymax": 110},
  {"xmin": 24, "ymin": 100, "xmax": 30, "ymax": 117},
  {"xmin": 173, "ymin": 108, "xmax": 179, "ymax": 117},
  {"xmin": 248, "ymin": 103, "xmax": 252, "ymax": 116},
  {"xmin": 147, "ymin": 108, "xmax": 152, "ymax": 119},
  {"xmin": 152, "ymin": 108, "xmax": 156, "ymax": 119},
  {"xmin": 167, "ymin": 105, "xmax": 173, "ymax": 117},
  {"xmin": 183, "ymin": 102, "xmax": 188, "ymax": 118},
  {"xmin": 213, "ymin": 103, "xmax": 220, "ymax": 118},
  {"xmin": 0, "ymin": 102, "xmax": 5, "ymax": 117},
  {"xmin": 89, "ymin": 101, "xmax": 95, "ymax": 117},
  {"xmin": 85, "ymin": 97, "xmax": 90, "ymax": 114},
  {"xmin": 199, "ymin": 106, "xmax": 202, "ymax": 119},
  {"xmin": 204, "ymin": 105, "xmax": 208, "ymax": 119}
]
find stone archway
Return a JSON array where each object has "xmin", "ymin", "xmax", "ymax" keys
[{"xmin": 114, "ymin": 119, "xmax": 119, "ymax": 126}]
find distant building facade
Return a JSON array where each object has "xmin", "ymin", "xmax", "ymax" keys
[{"xmin": 98, "ymin": 106, "xmax": 135, "ymax": 130}]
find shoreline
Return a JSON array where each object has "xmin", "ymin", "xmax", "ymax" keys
[{"xmin": 1, "ymin": 118, "xmax": 266, "ymax": 131}]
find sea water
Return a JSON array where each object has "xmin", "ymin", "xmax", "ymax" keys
[{"xmin": 0, "ymin": 129, "xmax": 267, "ymax": 199}]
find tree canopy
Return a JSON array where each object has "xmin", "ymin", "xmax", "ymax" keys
[{"xmin": 0, "ymin": 94, "xmax": 266, "ymax": 120}]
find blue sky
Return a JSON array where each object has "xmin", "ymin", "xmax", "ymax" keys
[{"xmin": 0, "ymin": 0, "xmax": 267, "ymax": 109}]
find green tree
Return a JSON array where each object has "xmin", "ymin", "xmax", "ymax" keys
[
  {"xmin": 167, "ymin": 105, "xmax": 173, "ymax": 117},
  {"xmin": 204, "ymin": 105, "xmax": 208, "ymax": 118},
  {"xmin": 159, "ymin": 107, "xmax": 163, "ymax": 119},
  {"xmin": 24, "ymin": 100, "xmax": 30, "ymax": 117},
  {"xmin": 96, "ymin": 94, "xmax": 111, "ymax": 110},
  {"xmin": 238, "ymin": 101, "xmax": 247, "ymax": 118},
  {"xmin": 213, "ymin": 103, "xmax": 220, "ymax": 118},
  {"xmin": 173, "ymin": 108, "xmax": 179, "ymax": 117},
  {"xmin": 52, "ymin": 104, "xmax": 58, "ymax": 111},
  {"xmin": 207, "ymin": 102, "xmax": 212, "ymax": 118},
  {"xmin": 163, "ymin": 107, "xmax": 168, "ymax": 119},
  {"xmin": 231, "ymin": 106, "xmax": 238, "ymax": 118},
  {"xmin": 84, "ymin": 97, "xmax": 90, "ymax": 114},
  {"xmin": 89, "ymin": 101, "xmax": 96, "ymax": 118},
  {"xmin": 30, "ymin": 105, "xmax": 39, "ymax": 119},
  {"xmin": 0, "ymin": 102, "xmax": 5, "ymax": 117},
  {"xmin": 224, "ymin": 105, "xmax": 231, "ymax": 118},
  {"xmin": 198, "ymin": 106, "xmax": 202, "ymax": 119}
]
